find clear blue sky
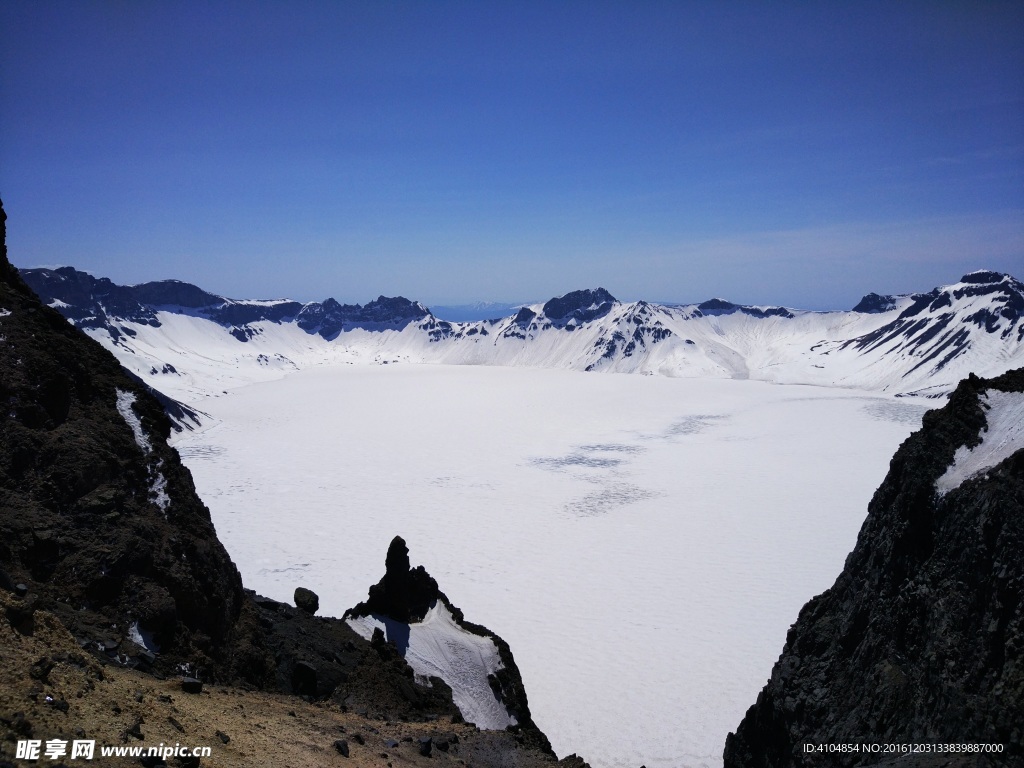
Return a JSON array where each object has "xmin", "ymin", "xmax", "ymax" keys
[{"xmin": 2, "ymin": 1, "xmax": 1022, "ymax": 309}]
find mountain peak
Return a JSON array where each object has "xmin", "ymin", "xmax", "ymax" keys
[
  {"xmin": 851, "ymin": 292, "xmax": 899, "ymax": 313},
  {"xmin": 542, "ymin": 288, "xmax": 616, "ymax": 322},
  {"xmin": 961, "ymin": 269, "xmax": 1011, "ymax": 285},
  {"xmin": 350, "ymin": 535, "xmax": 441, "ymax": 623}
]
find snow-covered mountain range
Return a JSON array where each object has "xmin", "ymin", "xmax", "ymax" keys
[{"xmin": 21, "ymin": 266, "xmax": 1024, "ymax": 405}]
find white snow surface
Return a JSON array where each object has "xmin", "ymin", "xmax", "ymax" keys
[
  {"xmin": 173, "ymin": 364, "xmax": 933, "ymax": 768},
  {"xmin": 936, "ymin": 389, "xmax": 1024, "ymax": 495},
  {"xmin": 128, "ymin": 621, "xmax": 160, "ymax": 653},
  {"xmin": 116, "ymin": 389, "xmax": 171, "ymax": 513},
  {"xmin": 347, "ymin": 601, "xmax": 515, "ymax": 730},
  {"xmin": 150, "ymin": 461, "xmax": 171, "ymax": 513},
  {"xmin": 115, "ymin": 390, "xmax": 152, "ymax": 453}
]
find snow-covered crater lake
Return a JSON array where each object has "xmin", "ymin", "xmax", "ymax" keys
[{"xmin": 173, "ymin": 364, "xmax": 932, "ymax": 768}]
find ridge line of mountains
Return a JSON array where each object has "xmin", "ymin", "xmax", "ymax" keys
[{"xmin": 19, "ymin": 266, "xmax": 1024, "ymax": 406}]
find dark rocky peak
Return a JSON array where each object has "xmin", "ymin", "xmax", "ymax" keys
[
  {"xmin": 724, "ymin": 368, "xmax": 1024, "ymax": 767},
  {"xmin": 20, "ymin": 266, "xmax": 161, "ymax": 330},
  {"xmin": 205, "ymin": 299, "xmax": 303, "ymax": 327},
  {"xmin": 851, "ymin": 292, "xmax": 900, "ymax": 313},
  {"xmin": 961, "ymin": 269, "xmax": 1012, "ymax": 284},
  {"xmin": 295, "ymin": 295, "xmax": 429, "ymax": 338},
  {"xmin": 542, "ymin": 288, "xmax": 617, "ymax": 323},
  {"xmin": 697, "ymin": 297, "xmax": 795, "ymax": 320},
  {"xmin": 120, "ymin": 278, "xmax": 220, "ymax": 308},
  {"xmin": 361, "ymin": 295, "xmax": 430, "ymax": 323},
  {"xmin": 512, "ymin": 306, "xmax": 537, "ymax": 325},
  {"xmin": 19, "ymin": 266, "xmax": 311, "ymax": 331},
  {"xmin": 697, "ymin": 297, "xmax": 737, "ymax": 314},
  {"xmin": 349, "ymin": 536, "xmax": 441, "ymax": 623}
]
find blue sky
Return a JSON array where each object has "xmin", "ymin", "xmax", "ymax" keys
[{"xmin": 2, "ymin": 1, "xmax": 1022, "ymax": 309}]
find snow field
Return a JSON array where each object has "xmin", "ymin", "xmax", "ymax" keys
[
  {"xmin": 347, "ymin": 602, "xmax": 515, "ymax": 730},
  {"xmin": 173, "ymin": 364, "xmax": 931, "ymax": 768},
  {"xmin": 936, "ymin": 389, "xmax": 1024, "ymax": 494}
]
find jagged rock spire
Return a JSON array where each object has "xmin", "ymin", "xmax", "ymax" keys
[{"xmin": 351, "ymin": 536, "xmax": 441, "ymax": 623}]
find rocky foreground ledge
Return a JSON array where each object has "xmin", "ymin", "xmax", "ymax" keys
[{"xmin": 725, "ymin": 369, "xmax": 1023, "ymax": 767}]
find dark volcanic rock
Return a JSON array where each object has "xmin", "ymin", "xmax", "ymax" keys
[
  {"xmin": 961, "ymin": 270, "xmax": 1010, "ymax": 285},
  {"xmin": 697, "ymin": 297, "xmax": 795, "ymax": 319},
  {"xmin": 20, "ymin": 265, "xmax": 428, "ymax": 346},
  {"xmin": 295, "ymin": 295, "xmax": 429, "ymax": 338},
  {"xmin": 350, "ymin": 536, "xmax": 440, "ymax": 623},
  {"xmin": 293, "ymin": 586, "xmax": 319, "ymax": 615},
  {"xmin": 542, "ymin": 288, "xmax": 616, "ymax": 324},
  {"xmin": 852, "ymin": 292, "xmax": 899, "ymax": 313},
  {"xmin": 724, "ymin": 369, "xmax": 1024, "ymax": 767}
]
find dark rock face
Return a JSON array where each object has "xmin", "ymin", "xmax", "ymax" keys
[
  {"xmin": 20, "ymin": 266, "xmax": 429, "ymax": 343},
  {"xmin": 542, "ymin": 288, "xmax": 617, "ymax": 324},
  {"xmin": 294, "ymin": 586, "xmax": 319, "ymax": 615},
  {"xmin": 852, "ymin": 293, "xmax": 899, "ymax": 313},
  {"xmin": 296, "ymin": 296, "xmax": 428, "ymax": 338},
  {"xmin": 961, "ymin": 270, "xmax": 1010, "ymax": 285},
  {"xmin": 724, "ymin": 369, "xmax": 1024, "ymax": 767},
  {"xmin": 350, "ymin": 536, "xmax": 441, "ymax": 624},
  {"xmin": 696, "ymin": 298, "xmax": 795, "ymax": 319}
]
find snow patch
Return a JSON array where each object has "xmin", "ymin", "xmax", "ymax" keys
[
  {"xmin": 0, "ymin": 308, "xmax": 10, "ymax": 317},
  {"xmin": 115, "ymin": 390, "xmax": 171, "ymax": 513},
  {"xmin": 936, "ymin": 389, "xmax": 1024, "ymax": 495},
  {"xmin": 150, "ymin": 461, "xmax": 171, "ymax": 513},
  {"xmin": 347, "ymin": 601, "xmax": 515, "ymax": 730},
  {"xmin": 115, "ymin": 390, "xmax": 152, "ymax": 454},
  {"xmin": 128, "ymin": 621, "xmax": 160, "ymax": 653}
]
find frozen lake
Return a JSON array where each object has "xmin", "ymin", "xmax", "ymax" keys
[{"xmin": 174, "ymin": 364, "xmax": 931, "ymax": 768}]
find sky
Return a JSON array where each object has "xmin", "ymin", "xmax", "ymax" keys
[{"xmin": 1, "ymin": 1, "xmax": 1022, "ymax": 309}]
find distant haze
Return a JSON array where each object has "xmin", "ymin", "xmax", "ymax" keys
[{"xmin": 1, "ymin": 2, "xmax": 1022, "ymax": 310}]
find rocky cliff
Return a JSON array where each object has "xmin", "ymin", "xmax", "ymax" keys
[{"xmin": 724, "ymin": 369, "xmax": 1023, "ymax": 766}]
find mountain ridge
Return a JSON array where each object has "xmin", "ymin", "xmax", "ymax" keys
[{"xmin": 20, "ymin": 266, "xmax": 1024, "ymax": 405}]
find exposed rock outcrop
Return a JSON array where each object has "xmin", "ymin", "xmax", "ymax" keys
[
  {"xmin": 724, "ymin": 369, "xmax": 1024, "ymax": 767},
  {"xmin": 350, "ymin": 536, "xmax": 441, "ymax": 623},
  {"xmin": 348, "ymin": 536, "xmax": 552, "ymax": 753},
  {"xmin": 542, "ymin": 288, "xmax": 617, "ymax": 324}
]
